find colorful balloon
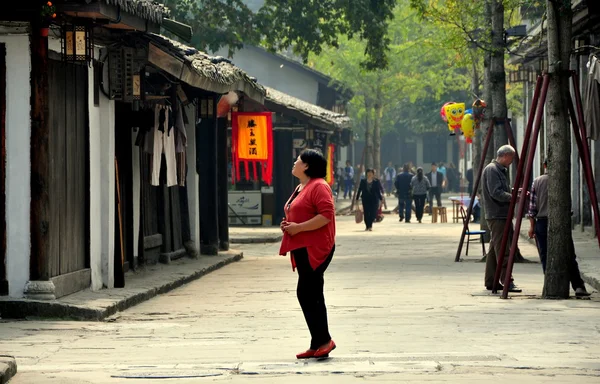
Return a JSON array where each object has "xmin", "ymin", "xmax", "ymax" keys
[
  {"xmin": 461, "ymin": 113, "xmax": 475, "ymax": 143},
  {"xmin": 444, "ymin": 102, "xmax": 465, "ymax": 129},
  {"xmin": 440, "ymin": 101, "xmax": 455, "ymax": 124}
]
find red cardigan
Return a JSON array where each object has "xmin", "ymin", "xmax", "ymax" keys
[{"xmin": 279, "ymin": 178, "xmax": 336, "ymax": 271}]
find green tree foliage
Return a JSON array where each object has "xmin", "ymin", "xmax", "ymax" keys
[
  {"xmin": 160, "ymin": 0, "xmax": 397, "ymax": 69},
  {"xmin": 307, "ymin": 1, "xmax": 472, "ymax": 169}
]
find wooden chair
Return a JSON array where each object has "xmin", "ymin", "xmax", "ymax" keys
[
  {"xmin": 459, "ymin": 206, "xmax": 486, "ymax": 257},
  {"xmin": 432, "ymin": 207, "xmax": 448, "ymax": 223}
]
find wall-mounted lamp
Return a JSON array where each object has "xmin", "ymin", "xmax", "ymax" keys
[{"xmin": 61, "ymin": 23, "xmax": 93, "ymax": 63}]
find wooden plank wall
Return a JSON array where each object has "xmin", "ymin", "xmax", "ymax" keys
[{"xmin": 48, "ymin": 60, "xmax": 88, "ymax": 278}]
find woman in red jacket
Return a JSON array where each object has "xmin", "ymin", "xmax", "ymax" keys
[{"xmin": 279, "ymin": 149, "xmax": 337, "ymax": 359}]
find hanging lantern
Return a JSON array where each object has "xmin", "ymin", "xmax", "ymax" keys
[{"xmin": 62, "ymin": 23, "xmax": 93, "ymax": 63}]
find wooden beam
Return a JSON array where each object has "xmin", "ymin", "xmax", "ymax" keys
[
  {"xmin": 0, "ymin": 43, "xmax": 7, "ymax": 295},
  {"xmin": 30, "ymin": 24, "xmax": 50, "ymax": 281}
]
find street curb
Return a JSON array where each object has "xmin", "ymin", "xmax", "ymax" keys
[
  {"xmin": 518, "ymin": 230, "xmax": 600, "ymax": 292},
  {"xmin": 0, "ymin": 356, "xmax": 17, "ymax": 384},
  {"xmin": 0, "ymin": 253, "xmax": 243, "ymax": 321},
  {"xmin": 230, "ymin": 235, "xmax": 282, "ymax": 244}
]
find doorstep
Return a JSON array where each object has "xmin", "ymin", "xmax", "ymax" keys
[{"xmin": 0, "ymin": 251, "xmax": 243, "ymax": 321}]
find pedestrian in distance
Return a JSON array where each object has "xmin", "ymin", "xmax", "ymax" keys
[
  {"xmin": 356, "ymin": 168, "xmax": 383, "ymax": 231},
  {"xmin": 343, "ymin": 160, "xmax": 354, "ymax": 199},
  {"xmin": 426, "ymin": 163, "xmax": 444, "ymax": 214},
  {"xmin": 279, "ymin": 149, "xmax": 337, "ymax": 359},
  {"xmin": 481, "ymin": 145, "xmax": 522, "ymax": 293},
  {"xmin": 395, "ymin": 163, "xmax": 414, "ymax": 223},
  {"xmin": 411, "ymin": 167, "xmax": 431, "ymax": 223},
  {"xmin": 383, "ymin": 161, "xmax": 397, "ymax": 196},
  {"xmin": 527, "ymin": 159, "xmax": 590, "ymax": 297}
]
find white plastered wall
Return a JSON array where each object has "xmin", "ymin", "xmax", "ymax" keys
[
  {"xmin": 1, "ymin": 32, "xmax": 31, "ymax": 297},
  {"xmin": 89, "ymin": 46, "xmax": 115, "ymax": 290}
]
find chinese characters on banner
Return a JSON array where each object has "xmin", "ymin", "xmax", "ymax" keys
[
  {"xmin": 231, "ymin": 112, "xmax": 274, "ymax": 185},
  {"xmin": 312, "ymin": 130, "xmax": 328, "ymax": 154}
]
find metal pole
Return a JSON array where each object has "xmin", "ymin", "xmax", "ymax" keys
[
  {"xmin": 568, "ymin": 78, "xmax": 600, "ymax": 248},
  {"xmin": 494, "ymin": 75, "xmax": 549, "ymax": 294},
  {"xmin": 455, "ymin": 119, "xmax": 495, "ymax": 262}
]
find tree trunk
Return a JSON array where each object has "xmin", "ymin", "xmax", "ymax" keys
[
  {"xmin": 543, "ymin": 0, "xmax": 573, "ymax": 299},
  {"xmin": 364, "ymin": 98, "xmax": 373, "ymax": 169},
  {"xmin": 373, "ymin": 80, "xmax": 383, "ymax": 175},
  {"xmin": 491, "ymin": 0, "xmax": 508, "ymax": 150},
  {"xmin": 471, "ymin": 50, "xmax": 482, "ymax": 195},
  {"xmin": 479, "ymin": 0, "xmax": 494, "ymax": 241}
]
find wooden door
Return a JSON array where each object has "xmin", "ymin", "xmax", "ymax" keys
[
  {"xmin": 0, "ymin": 44, "xmax": 6, "ymax": 295},
  {"xmin": 48, "ymin": 60, "xmax": 89, "ymax": 277}
]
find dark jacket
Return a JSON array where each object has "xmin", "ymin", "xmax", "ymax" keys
[
  {"xmin": 482, "ymin": 160, "xmax": 512, "ymax": 220},
  {"xmin": 426, "ymin": 171, "xmax": 444, "ymax": 189},
  {"xmin": 394, "ymin": 172, "xmax": 414, "ymax": 198},
  {"xmin": 356, "ymin": 179, "xmax": 383, "ymax": 202}
]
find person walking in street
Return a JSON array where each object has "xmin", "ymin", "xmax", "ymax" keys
[
  {"xmin": 426, "ymin": 163, "xmax": 444, "ymax": 214},
  {"xmin": 356, "ymin": 168, "xmax": 383, "ymax": 231},
  {"xmin": 527, "ymin": 159, "xmax": 590, "ymax": 297},
  {"xmin": 481, "ymin": 145, "xmax": 522, "ymax": 292},
  {"xmin": 395, "ymin": 163, "xmax": 414, "ymax": 223},
  {"xmin": 447, "ymin": 163, "xmax": 459, "ymax": 192},
  {"xmin": 466, "ymin": 168, "xmax": 474, "ymax": 195},
  {"xmin": 343, "ymin": 161, "xmax": 354, "ymax": 199},
  {"xmin": 279, "ymin": 149, "xmax": 337, "ymax": 359},
  {"xmin": 411, "ymin": 167, "xmax": 431, "ymax": 223},
  {"xmin": 383, "ymin": 162, "xmax": 396, "ymax": 196}
]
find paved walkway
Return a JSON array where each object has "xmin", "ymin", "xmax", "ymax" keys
[{"xmin": 1, "ymin": 215, "xmax": 599, "ymax": 383}]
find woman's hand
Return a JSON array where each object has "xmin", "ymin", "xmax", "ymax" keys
[
  {"xmin": 282, "ymin": 222, "xmax": 303, "ymax": 236},
  {"xmin": 280, "ymin": 219, "xmax": 289, "ymax": 232}
]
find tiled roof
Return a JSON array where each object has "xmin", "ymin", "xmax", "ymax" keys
[
  {"xmin": 265, "ymin": 86, "xmax": 351, "ymax": 130},
  {"xmin": 147, "ymin": 34, "xmax": 266, "ymax": 103},
  {"xmin": 104, "ymin": 0, "xmax": 170, "ymax": 24}
]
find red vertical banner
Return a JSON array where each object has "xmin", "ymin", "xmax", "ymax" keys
[
  {"xmin": 325, "ymin": 144, "xmax": 335, "ymax": 186},
  {"xmin": 231, "ymin": 112, "xmax": 273, "ymax": 185}
]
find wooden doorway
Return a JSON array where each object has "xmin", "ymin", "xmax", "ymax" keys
[
  {"xmin": 0, "ymin": 44, "xmax": 7, "ymax": 295},
  {"xmin": 47, "ymin": 59, "xmax": 89, "ymax": 282}
]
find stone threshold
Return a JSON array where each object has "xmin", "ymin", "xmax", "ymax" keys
[
  {"xmin": 0, "ymin": 251, "xmax": 243, "ymax": 321},
  {"xmin": 0, "ymin": 355, "xmax": 17, "ymax": 384}
]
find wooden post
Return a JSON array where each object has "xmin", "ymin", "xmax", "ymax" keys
[
  {"xmin": 217, "ymin": 117, "xmax": 229, "ymax": 251},
  {"xmin": 30, "ymin": 24, "xmax": 50, "ymax": 281},
  {"xmin": 197, "ymin": 97, "xmax": 219, "ymax": 255}
]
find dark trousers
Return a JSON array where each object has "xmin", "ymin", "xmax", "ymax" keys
[
  {"xmin": 428, "ymin": 186, "xmax": 442, "ymax": 213},
  {"xmin": 534, "ymin": 218, "xmax": 585, "ymax": 290},
  {"xmin": 386, "ymin": 180, "xmax": 393, "ymax": 195},
  {"xmin": 485, "ymin": 219, "xmax": 517, "ymax": 288},
  {"xmin": 414, "ymin": 194, "xmax": 426, "ymax": 221},
  {"xmin": 398, "ymin": 197, "xmax": 412, "ymax": 222},
  {"xmin": 362, "ymin": 198, "xmax": 379, "ymax": 229},
  {"xmin": 343, "ymin": 180, "xmax": 353, "ymax": 198},
  {"xmin": 293, "ymin": 246, "xmax": 335, "ymax": 350}
]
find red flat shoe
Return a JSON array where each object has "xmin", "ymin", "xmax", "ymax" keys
[
  {"xmin": 296, "ymin": 349, "xmax": 316, "ymax": 359},
  {"xmin": 313, "ymin": 340, "xmax": 336, "ymax": 358}
]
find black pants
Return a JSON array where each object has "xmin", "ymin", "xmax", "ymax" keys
[
  {"xmin": 398, "ymin": 197, "xmax": 412, "ymax": 222},
  {"xmin": 428, "ymin": 186, "xmax": 442, "ymax": 213},
  {"xmin": 362, "ymin": 198, "xmax": 379, "ymax": 229},
  {"xmin": 414, "ymin": 194, "xmax": 426, "ymax": 221},
  {"xmin": 534, "ymin": 218, "xmax": 585, "ymax": 290},
  {"xmin": 293, "ymin": 246, "xmax": 335, "ymax": 350}
]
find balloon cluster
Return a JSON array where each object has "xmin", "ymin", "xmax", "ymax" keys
[{"xmin": 440, "ymin": 100, "xmax": 486, "ymax": 144}]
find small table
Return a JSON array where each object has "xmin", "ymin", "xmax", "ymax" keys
[{"xmin": 448, "ymin": 196, "xmax": 479, "ymax": 223}]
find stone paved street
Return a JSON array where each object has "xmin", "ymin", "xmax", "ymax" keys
[{"xmin": 1, "ymin": 214, "xmax": 600, "ymax": 383}]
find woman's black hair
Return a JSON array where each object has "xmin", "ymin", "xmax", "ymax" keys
[
  {"xmin": 417, "ymin": 167, "xmax": 424, "ymax": 181},
  {"xmin": 300, "ymin": 149, "xmax": 327, "ymax": 178},
  {"xmin": 365, "ymin": 168, "xmax": 375, "ymax": 175}
]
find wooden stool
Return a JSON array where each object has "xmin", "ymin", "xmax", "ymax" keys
[
  {"xmin": 439, "ymin": 207, "xmax": 448, "ymax": 223},
  {"xmin": 432, "ymin": 207, "xmax": 447, "ymax": 223}
]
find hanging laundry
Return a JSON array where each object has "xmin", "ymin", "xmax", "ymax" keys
[
  {"xmin": 144, "ymin": 104, "xmax": 178, "ymax": 187},
  {"xmin": 584, "ymin": 54, "xmax": 600, "ymax": 141},
  {"xmin": 174, "ymin": 101, "xmax": 188, "ymax": 187}
]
